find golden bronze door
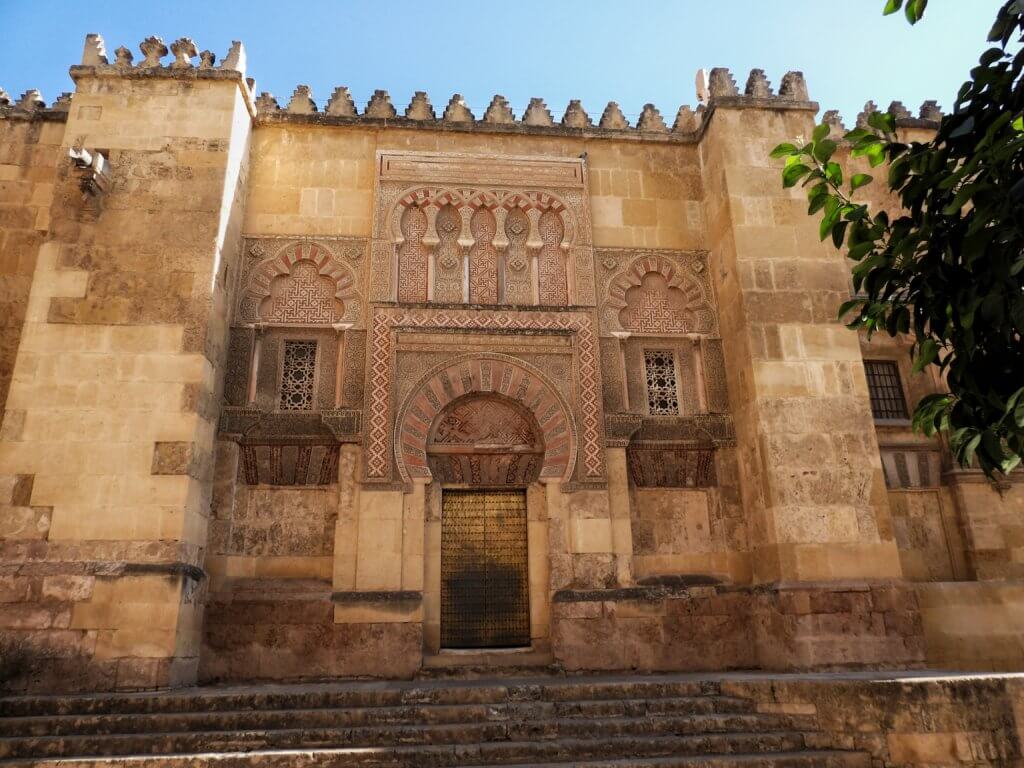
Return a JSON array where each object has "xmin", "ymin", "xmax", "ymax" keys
[{"xmin": 440, "ymin": 489, "xmax": 530, "ymax": 648}]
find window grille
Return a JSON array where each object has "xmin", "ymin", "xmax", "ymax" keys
[
  {"xmin": 279, "ymin": 340, "xmax": 317, "ymax": 411},
  {"xmin": 644, "ymin": 349, "xmax": 680, "ymax": 415},
  {"xmin": 864, "ymin": 360, "xmax": 909, "ymax": 420}
]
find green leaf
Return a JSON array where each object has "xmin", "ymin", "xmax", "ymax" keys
[
  {"xmin": 770, "ymin": 142, "xmax": 798, "ymax": 159},
  {"xmin": 867, "ymin": 111, "xmax": 896, "ymax": 134},
  {"xmin": 782, "ymin": 163, "xmax": 812, "ymax": 188},
  {"xmin": 963, "ymin": 433, "xmax": 982, "ymax": 467},
  {"xmin": 808, "ymin": 190, "xmax": 829, "ymax": 215},
  {"xmin": 812, "ymin": 123, "xmax": 830, "ymax": 143},
  {"xmin": 942, "ymin": 183, "xmax": 978, "ymax": 215},
  {"xmin": 904, "ymin": 0, "xmax": 927, "ymax": 23},
  {"xmin": 813, "ymin": 139, "xmax": 838, "ymax": 163},
  {"xmin": 1013, "ymin": 115, "xmax": 1023, "ymax": 132},
  {"xmin": 867, "ymin": 143, "xmax": 887, "ymax": 167},
  {"xmin": 913, "ymin": 339, "xmax": 938, "ymax": 372},
  {"xmin": 981, "ymin": 431, "xmax": 1005, "ymax": 463},
  {"xmin": 831, "ymin": 220, "xmax": 849, "ymax": 248},
  {"xmin": 883, "ymin": 0, "xmax": 902, "ymax": 15},
  {"xmin": 850, "ymin": 173, "xmax": 874, "ymax": 192},
  {"xmin": 847, "ymin": 241, "xmax": 875, "ymax": 261},
  {"xmin": 837, "ymin": 299, "xmax": 865, "ymax": 320}
]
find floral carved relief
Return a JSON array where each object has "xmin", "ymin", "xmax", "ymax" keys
[
  {"xmin": 394, "ymin": 353, "xmax": 578, "ymax": 484},
  {"xmin": 597, "ymin": 249, "xmax": 717, "ymax": 336}
]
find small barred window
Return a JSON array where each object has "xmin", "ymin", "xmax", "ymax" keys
[
  {"xmin": 644, "ymin": 349, "xmax": 680, "ymax": 416},
  {"xmin": 279, "ymin": 340, "xmax": 317, "ymax": 411},
  {"xmin": 864, "ymin": 360, "xmax": 909, "ymax": 420}
]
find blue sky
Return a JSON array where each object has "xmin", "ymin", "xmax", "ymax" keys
[{"xmin": 0, "ymin": 1, "xmax": 1004, "ymax": 125}]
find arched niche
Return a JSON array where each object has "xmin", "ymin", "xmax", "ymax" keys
[
  {"xmin": 394, "ymin": 354, "xmax": 577, "ymax": 483},
  {"xmin": 238, "ymin": 241, "xmax": 359, "ymax": 325},
  {"xmin": 607, "ymin": 253, "xmax": 715, "ymax": 335}
]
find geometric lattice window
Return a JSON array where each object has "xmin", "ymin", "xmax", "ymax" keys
[
  {"xmin": 864, "ymin": 359, "xmax": 909, "ymax": 420},
  {"xmin": 644, "ymin": 349, "xmax": 680, "ymax": 415},
  {"xmin": 279, "ymin": 340, "xmax": 317, "ymax": 411}
]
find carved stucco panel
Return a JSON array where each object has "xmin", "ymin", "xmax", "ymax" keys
[
  {"xmin": 238, "ymin": 237, "xmax": 367, "ymax": 328},
  {"xmin": 596, "ymin": 248, "xmax": 716, "ymax": 336},
  {"xmin": 371, "ymin": 151, "xmax": 594, "ymax": 308},
  {"xmin": 365, "ymin": 307, "xmax": 604, "ymax": 482}
]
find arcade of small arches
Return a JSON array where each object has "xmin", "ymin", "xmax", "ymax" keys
[{"xmin": 391, "ymin": 187, "xmax": 577, "ymax": 307}]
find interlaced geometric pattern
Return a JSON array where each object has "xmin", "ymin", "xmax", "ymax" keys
[
  {"xmin": 279, "ymin": 341, "xmax": 317, "ymax": 411},
  {"xmin": 864, "ymin": 360, "xmax": 909, "ymax": 420},
  {"xmin": 263, "ymin": 261, "xmax": 339, "ymax": 324},
  {"xmin": 433, "ymin": 204, "xmax": 464, "ymax": 303},
  {"xmin": 503, "ymin": 207, "xmax": 532, "ymax": 305},
  {"xmin": 620, "ymin": 274, "xmax": 697, "ymax": 333},
  {"xmin": 398, "ymin": 205, "xmax": 429, "ymax": 303},
  {"xmin": 537, "ymin": 209, "xmax": 568, "ymax": 305},
  {"xmin": 468, "ymin": 208, "xmax": 498, "ymax": 304},
  {"xmin": 644, "ymin": 349, "xmax": 680, "ymax": 415}
]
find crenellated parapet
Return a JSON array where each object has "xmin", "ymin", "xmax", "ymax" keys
[
  {"xmin": 0, "ymin": 86, "xmax": 73, "ymax": 122},
  {"xmin": 3, "ymin": 37, "xmax": 947, "ymax": 142},
  {"xmin": 253, "ymin": 86, "xmax": 708, "ymax": 142},
  {"xmin": 61, "ymin": 33, "xmax": 252, "ymax": 107},
  {"xmin": 701, "ymin": 67, "xmax": 816, "ymax": 111},
  {"xmin": 73, "ymin": 33, "xmax": 246, "ymax": 75},
  {"xmin": 813, "ymin": 99, "xmax": 945, "ymax": 135}
]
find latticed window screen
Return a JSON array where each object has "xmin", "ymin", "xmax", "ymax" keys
[
  {"xmin": 864, "ymin": 360, "xmax": 909, "ymax": 420},
  {"xmin": 279, "ymin": 340, "xmax": 317, "ymax": 411},
  {"xmin": 644, "ymin": 349, "xmax": 680, "ymax": 415}
]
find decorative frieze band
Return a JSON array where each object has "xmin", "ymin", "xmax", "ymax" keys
[{"xmin": 365, "ymin": 307, "xmax": 603, "ymax": 482}]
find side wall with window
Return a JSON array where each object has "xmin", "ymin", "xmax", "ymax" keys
[{"xmin": 860, "ymin": 330, "xmax": 1024, "ymax": 671}]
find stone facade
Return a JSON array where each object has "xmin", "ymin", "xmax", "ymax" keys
[{"xmin": 0, "ymin": 36, "xmax": 1022, "ymax": 693}]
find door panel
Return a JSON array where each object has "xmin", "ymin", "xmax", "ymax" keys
[{"xmin": 440, "ymin": 489, "xmax": 530, "ymax": 648}]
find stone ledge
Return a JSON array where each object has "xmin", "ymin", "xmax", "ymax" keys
[{"xmin": 331, "ymin": 590, "xmax": 422, "ymax": 605}]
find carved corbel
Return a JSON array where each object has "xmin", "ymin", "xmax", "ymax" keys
[{"xmin": 68, "ymin": 139, "xmax": 112, "ymax": 219}]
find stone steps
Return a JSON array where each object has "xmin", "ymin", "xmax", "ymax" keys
[
  {"xmin": 0, "ymin": 696, "xmax": 760, "ymax": 737},
  {"xmin": 0, "ymin": 675, "xmax": 870, "ymax": 766},
  {"xmin": 0, "ymin": 713, "xmax": 817, "ymax": 759},
  {"xmin": 0, "ymin": 679, "xmax": 718, "ymax": 717},
  {"xmin": 5, "ymin": 747, "xmax": 872, "ymax": 768}
]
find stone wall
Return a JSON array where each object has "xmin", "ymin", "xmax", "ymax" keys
[
  {"xmin": 4, "ymin": 39, "xmax": 1024, "ymax": 694},
  {"xmin": 699, "ymin": 76, "xmax": 903, "ymax": 585},
  {"xmin": 200, "ymin": 581, "xmax": 422, "ymax": 683},
  {"xmin": 917, "ymin": 581, "xmax": 1024, "ymax": 672},
  {"xmin": 0, "ymin": 110, "xmax": 63, "ymax": 414},
  {"xmin": 551, "ymin": 582, "xmax": 924, "ymax": 672},
  {"xmin": 0, "ymin": 45, "xmax": 253, "ymax": 691},
  {"xmin": 724, "ymin": 674, "xmax": 1024, "ymax": 766}
]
